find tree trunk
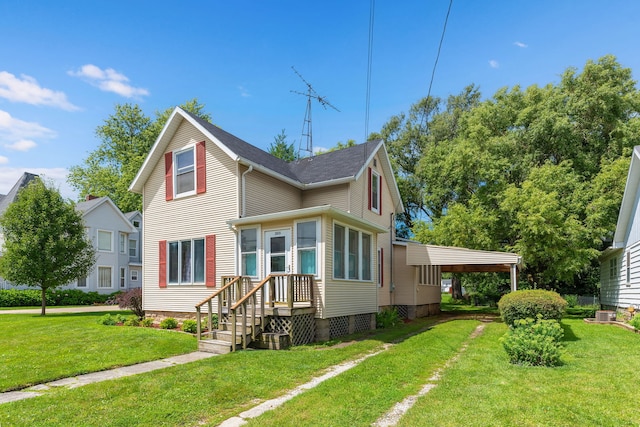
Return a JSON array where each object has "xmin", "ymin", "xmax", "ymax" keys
[
  {"xmin": 41, "ymin": 287, "xmax": 47, "ymax": 316},
  {"xmin": 451, "ymin": 275, "xmax": 463, "ymax": 300}
]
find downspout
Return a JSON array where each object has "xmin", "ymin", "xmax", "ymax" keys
[
  {"xmin": 241, "ymin": 165, "xmax": 253, "ymax": 218},
  {"xmin": 389, "ymin": 212, "xmax": 395, "ymax": 306}
]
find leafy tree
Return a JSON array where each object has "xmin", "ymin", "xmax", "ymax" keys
[
  {"xmin": 0, "ymin": 180, "xmax": 96, "ymax": 315},
  {"xmin": 268, "ymin": 129, "xmax": 297, "ymax": 161},
  {"xmin": 385, "ymin": 56, "xmax": 640, "ymax": 293},
  {"xmin": 68, "ymin": 99, "xmax": 211, "ymax": 213}
]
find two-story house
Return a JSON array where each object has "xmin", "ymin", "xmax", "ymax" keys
[{"xmin": 130, "ymin": 107, "xmax": 521, "ymax": 346}]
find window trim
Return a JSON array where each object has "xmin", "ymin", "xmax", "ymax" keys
[
  {"xmin": 167, "ymin": 238, "xmax": 206, "ymax": 285},
  {"xmin": 119, "ymin": 232, "xmax": 127, "ymax": 254},
  {"xmin": 239, "ymin": 226, "xmax": 260, "ymax": 278},
  {"xmin": 97, "ymin": 230, "xmax": 113, "ymax": 252},
  {"xmin": 131, "ymin": 270, "xmax": 139, "ymax": 281},
  {"xmin": 294, "ymin": 218, "xmax": 320, "ymax": 278},
  {"xmin": 370, "ymin": 169, "xmax": 381, "ymax": 214},
  {"xmin": 129, "ymin": 239, "xmax": 137, "ymax": 258},
  {"xmin": 77, "ymin": 276, "xmax": 87, "ymax": 288},
  {"xmin": 609, "ymin": 257, "xmax": 618, "ymax": 281},
  {"xmin": 174, "ymin": 145, "xmax": 196, "ymax": 198},
  {"xmin": 97, "ymin": 266, "xmax": 113, "ymax": 289},
  {"xmin": 332, "ymin": 221, "xmax": 373, "ymax": 282},
  {"xmin": 120, "ymin": 267, "xmax": 126, "ymax": 288}
]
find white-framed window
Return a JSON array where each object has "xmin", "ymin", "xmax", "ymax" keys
[
  {"xmin": 97, "ymin": 230, "xmax": 113, "ymax": 252},
  {"xmin": 609, "ymin": 257, "xmax": 618, "ymax": 280},
  {"xmin": 131, "ymin": 270, "xmax": 139, "ymax": 281},
  {"xmin": 77, "ymin": 276, "xmax": 87, "ymax": 288},
  {"xmin": 120, "ymin": 267, "xmax": 126, "ymax": 288},
  {"xmin": 295, "ymin": 220, "xmax": 319, "ymax": 276},
  {"xmin": 119, "ymin": 233, "xmax": 126, "ymax": 254},
  {"xmin": 97, "ymin": 266, "xmax": 113, "ymax": 289},
  {"xmin": 133, "ymin": 220, "xmax": 140, "ymax": 228},
  {"xmin": 168, "ymin": 238, "xmax": 205, "ymax": 284},
  {"xmin": 370, "ymin": 169, "xmax": 381, "ymax": 214},
  {"xmin": 333, "ymin": 222, "xmax": 372, "ymax": 281},
  {"xmin": 129, "ymin": 239, "xmax": 137, "ymax": 258},
  {"xmin": 240, "ymin": 228, "xmax": 258, "ymax": 277},
  {"xmin": 175, "ymin": 146, "xmax": 195, "ymax": 196}
]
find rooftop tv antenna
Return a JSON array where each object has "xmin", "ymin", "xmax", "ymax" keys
[{"xmin": 290, "ymin": 66, "xmax": 340, "ymax": 157}]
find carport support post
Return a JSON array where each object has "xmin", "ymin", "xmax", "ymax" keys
[{"xmin": 510, "ymin": 264, "xmax": 517, "ymax": 292}]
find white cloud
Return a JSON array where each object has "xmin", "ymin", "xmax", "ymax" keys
[
  {"xmin": 69, "ymin": 64, "xmax": 149, "ymax": 99},
  {"xmin": 5, "ymin": 139, "xmax": 37, "ymax": 152},
  {"xmin": 0, "ymin": 167, "xmax": 75, "ymax": 200},
  {"xmin": 0, "ymin": 110, "xmax": 56, "ymax": 143},
  {"xmin": 238, "ymin": 85, "xmax": 251, "ymax": 98},
  {"xmin": 0, "ymin": 71, "xmax": 79, "ymax": 111},
  {"xmin": 514, "ymin": 41, "xmax": 528, "ymax": 48},
  {"xmin": 489, "ymin": 60, "xmax": 500, "ymax": 69},
  {"xmin": 0, "ymin": 156, "xmax": 8, "ymax": 165}
]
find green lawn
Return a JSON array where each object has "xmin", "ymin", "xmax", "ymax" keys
[
  {"xmin": 2, "ymin": 313, "xmax": 639, "ymax": 426},
  {"xmin": 0, "ymin": 312, "xmax": 196, "ymax": 392}
]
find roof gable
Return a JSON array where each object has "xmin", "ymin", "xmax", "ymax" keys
[
  {"xmin": 613, "ymin": 146, "xmax": 640, "ymax": 247},
  {"xmin": 76, "ymin": 196, "xmax": 136, "ymax": 233},
  {"xmin": 130, "ymin": 107, "xmax": 404, "ymax": 212}
]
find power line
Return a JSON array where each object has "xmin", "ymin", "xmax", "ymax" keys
[{"xmin": 364, "ymin": 0, "xmax": 375, "ymax": 141}]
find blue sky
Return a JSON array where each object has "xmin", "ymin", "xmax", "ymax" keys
[{"xmin": 1, "ymin": 1, "xmax": 640, "ymax": 199}]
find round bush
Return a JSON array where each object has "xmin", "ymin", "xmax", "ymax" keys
[
  {"xmin": 498, "ymin": 289, "xmax": 567, "ymax": 326},
  {"xmin": 159, "ymin": 317, "xmax": 178, "ymax": 329}
]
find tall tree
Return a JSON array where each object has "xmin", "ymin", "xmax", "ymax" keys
[
  {"xmin": 387, "ymin": 56, "xmax": 640, "ymax": 292},
  {"xmin": 0, "ymin": 180, "xmax": 95, "ymax": 315},
  {"xmin": 68, "ymin": 99, "xmax": 211, "ymax": 213},
  {"xmin": 268, "ymin": 129, "xmax": 297, "ymax": 161}
]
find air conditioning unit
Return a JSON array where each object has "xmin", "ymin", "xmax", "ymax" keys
[{"xmin": 595, "ymin": 310, "xmax": 616, "ymax": 322}]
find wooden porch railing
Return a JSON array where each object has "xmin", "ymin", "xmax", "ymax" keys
[{"xmin": 195, "ymin": 274, "xmax": 314, "ymax": 351}]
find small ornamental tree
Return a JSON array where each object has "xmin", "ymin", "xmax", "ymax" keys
[{"xmin": 0, "ymin": 179, "xmax": 96, "ymax": 315}]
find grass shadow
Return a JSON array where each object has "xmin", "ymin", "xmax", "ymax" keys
[{"xmin": 561, "ymin": 322, "xmax": 580, "ymax": 342}]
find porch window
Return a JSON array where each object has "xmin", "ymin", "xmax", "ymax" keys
[
  {"xmin": 98, "ymin": 266, "xmax": 112, "ymax": 288},
  {"xmin": 97, "ymin": 230, "xmax": 112, "ymax": 252},
  {"xmin": 241, "ymin": 228, "xmax": 257, "ymax": 277},
  {"xmin": 334, "ymin": 223, "xmax": 372, "ymax": 281},
  {"xmin": 175, "ymin": 147, "xmax": 195, "ymax": 196},
  {"xmin": 334, "ymin": 224, "xmax": 345, "ymax": 278},
  {"xmin": 168, "ymin": 238, "xmax": 205, "ymax": 284},
  {"xmin": 296, "ymin": 220, "xmax": 318, "ymax": 275}
]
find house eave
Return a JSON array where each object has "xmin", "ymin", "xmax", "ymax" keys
[{"xmin": 227, "ymin": 205, "xmax": 388, "ymax": 233}]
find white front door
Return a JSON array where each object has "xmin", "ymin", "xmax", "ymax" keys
[{"xmin": 265, "ymin": 229, "xmax": 291, "ymax": 275}]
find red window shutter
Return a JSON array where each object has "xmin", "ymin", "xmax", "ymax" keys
[
  {"xmin": 205, "ymin": 234, "xmax": 216, "ymax": 287},
  {"xmin": 368, "ymin": 167, "xmax": 372, "ymax": 210},
  {"xmin": 380, "ymin": 247, "xmax": 384, "ymax": 287},
  {"xmin": 196, "ymin": 141, "xmax": 206, "ymax": 194},
  {"xmin": 378, "ymin": 175, "xmax": 383, "ymax": 216},
  {"xmin": 159, "ymin": 240, "xmax": 167, "ymax": 288},
  {"xmin": 164, "ymin": 152, "xmax": 173, "ymax": 201}
]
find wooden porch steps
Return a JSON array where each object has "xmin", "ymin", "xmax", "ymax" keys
[{"xmin": 198, "ymin": 339, "xmax": 236, "ymax": 354}]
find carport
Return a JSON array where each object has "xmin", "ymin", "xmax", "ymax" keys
[{"xmin": 405, "ymin": 243, "xmax": 522, "ymax": 291}]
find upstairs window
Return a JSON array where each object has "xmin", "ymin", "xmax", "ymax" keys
[
  {"xmin": 119, "ymin": 233, "xmax": 126, "ymax": 254},
  {"xmin": 369, "ymin": 168, "xmax": 381, "ymax": 214},
  {"xmin": 129, "ymin": 239, "xmax": 137, "ymax": 257},
  {"xmin": 175, "ymin": 147, "xmax": 195, "ymax": 196},
  {"xmin": 97, "ymin": 230, "xmax": 113, "ymax": 252}
]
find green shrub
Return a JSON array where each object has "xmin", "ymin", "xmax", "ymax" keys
[
  {"xmin": 630, "ymin": 314, "xmax": 640, "ymax": 331},
  {"xmin": 123, "ymin": 316, "xmax": 140, "ymax": 327},
  {"xmin": 566, "ymin": 304, "xmax": 599, "ymax": 319},
  {"xmin": 182, "ymin": 319, "xmax": 197, "ymax": 333},
  {"xmin": 141, "ymin": 318, "xmax": 154, "ymax": 327},
  {"xmin": 159, "ymin": 317, "xmax": 178, "ymax": 329},
  {"xmin": 376, "ymin": 307, "xmax": 401, "ymax": 328},
  {"xmin": 97, "ymin": 314, "xmax": 117, "ymax": 326},
  {"xmin": 501, "ymin": 315, "xmax": 564, "ymax": 366},
  {"xmin": 498, "ymin": 289, "xmax": 567, "ymax": 326},
  {"xmin": 563, "ymin": 294, "xmax": 579, "ymax": 308},
  {"xmin": 0, "ymin": 289, "xmax": 116, "ymax": 307},
  {"xmin": 115, "ymin": 288, "xmax": 144, "ymax": 319}
]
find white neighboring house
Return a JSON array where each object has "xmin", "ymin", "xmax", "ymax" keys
[
  {"xmin": 74, "ymin": 196, "xmax": 139, "ymax": 294},
  {"xmin": 0, "ymin": 172, "xmax": 141, "ymax": 294},
  {"xmin": 600, "ymin": 146, "xmax": 640, "ymax": 310}
]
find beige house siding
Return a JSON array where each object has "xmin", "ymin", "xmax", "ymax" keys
[
  {"xmin": 243, "ymin": 167, "xmax": 301, "ymax": 217},
  {"xmin": 302, "ymin": 184, "xmax": 350, "ymax": 211},
  {"xmin": 392, "ymin": 245, "xmax": 416, "ymax": 306},
  {"xmin": 142, "ymin": 122, "xmax": 239, "ymax": 313}
]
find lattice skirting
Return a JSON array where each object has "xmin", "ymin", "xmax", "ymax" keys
[
  {"xmin": 353, "ymin": 313, "xmax": 371, "ymax": 333},
  {"xmin": 395, "ymin": 305, "xmax": 409, "ymax": 319},
  {"xmin": 329, "ymin": 316, "xmax": 350, "ymax": 338},
  {"xmin": 266, "ymin": 313, "xmax": 316, "ymax": 346}
]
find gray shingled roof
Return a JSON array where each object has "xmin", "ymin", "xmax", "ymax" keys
[
  {"xmin": 75, "ymin": 196, "xmax": 109, "ymax": 213},
  {"xmin": 185, "ymin": 111, "xmax": 381, "ymax": 185},
  {"xmin": 0, "ymin": 172, "xmax": 38, "ymax": 217}
]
